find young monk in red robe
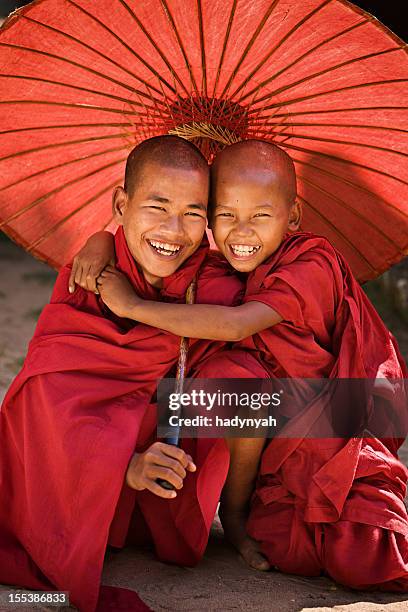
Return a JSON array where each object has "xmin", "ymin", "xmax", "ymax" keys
[
  {"xmin": 0, "ymin": 136, "xmax": 249, "ymax": 611},
  {"xmin": 72, "ymin": 139, "xmax": 408, "ymax": 592}
]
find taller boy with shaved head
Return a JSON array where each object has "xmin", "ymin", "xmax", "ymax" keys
[{"xmin": 0, "ymin": 136, "xmax": 246, "ymax": 612}]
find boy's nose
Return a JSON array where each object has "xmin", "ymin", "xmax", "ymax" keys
[
  {"xmin": 233, "ymin": 220, "xmax": 254, "ymax": 237},
  {"xmin": 160, "ymin": 214, "xmax": 184, "ymax": 238}
]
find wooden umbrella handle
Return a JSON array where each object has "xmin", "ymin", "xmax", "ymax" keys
[{"xmin": 157, "ymin": 277, "xmax": 197, "ymax": 491}]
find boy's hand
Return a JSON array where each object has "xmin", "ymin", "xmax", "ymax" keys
[
  {"xmin": 97, "ymin": 265, "xmax": 140, "ymax": 319},
  {"xmin": 126, "ymin": 442, "xmax": 196, "ymax": 499},
  {"xmin": 68, "ymin": 231, "xmax": 116, "ymax": 294}
]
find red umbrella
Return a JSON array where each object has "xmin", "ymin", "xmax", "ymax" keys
[{"xmin": 0, "ymin": 0, "xmax": 406, "ymax": 280}]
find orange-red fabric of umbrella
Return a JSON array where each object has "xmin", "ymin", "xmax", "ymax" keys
[{"xmin": 0, "ymin": 0, "xmax": 407, "ymax": 280}]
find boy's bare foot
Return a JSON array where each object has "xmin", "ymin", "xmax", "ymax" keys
[{"xmin": 219, "ymin": 505, "xmax": 270, "ymax": 571}]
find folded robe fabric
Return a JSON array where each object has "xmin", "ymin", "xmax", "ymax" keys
[
  {"xmin": 0, "ymin": 227, "xmax": 243, "ymax": 611},
  {"xmin": 236, "ymin": 232, "xmax": 408, "ymax": 590}
]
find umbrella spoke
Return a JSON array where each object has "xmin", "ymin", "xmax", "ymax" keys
[
  {"xmin": 26, "ymin": 180, "xmax": 119, "ymax": 253},
  {"xmin": 69, "ymin": 0, "xmax": 185, "ymax": 97},
  {"xmin": 0, "ymin": 122, "xmax": 132, "ymax": 136},
  {"xmin": 116, "ymin": 0, "xmax": 189, "ymax": 96},
  {"xmin": 247, "ymin": 79, "xmax": 408, "ymax": 114},
  {"xmin": 0, "ymin": 145, "xmax": 128, "ymax": 194},
  {"xmin": 0, "ymin": 99, "xmax": 156, "ymax": 117},
  {"xmin": 231, "ymin": 0, "xmax": 335, "ymax": 100},
  {"xmin": 219, "ymin": 0, "xmax": 279, "ymax": 99},
  {"xmin": 0, "ymin": 157, "xmax": 126, "ymax": 228},
  {"xmin": 236, "ymin": 19, "xmax": 369, "ymax": 102},
  {"xmin": 281, "ymin": 141, "xmax": 408, "ymax": 186},
  {"xmin": 270, "ymin": 131, "xmax": 408, "ymax": 158},
  {"xmin": 0, "ymin": 133, "xmax": 134, "ymax": 164},
  {"xmin": 0, "ymin": 43, "xmax": 168, "ymax": 109},
  {"xmin": 251, "ymin": 121, "xmax": 407, "ymax": 135},
  {"xmin": 21, "ymin": 14, "xmax": 168, "ymax": 98},
  {"xmin": 212, "ymin": 0, "xmax": 237, "ymax": 98},
  {"xmin": 297, "ymin": 193, "xmax": 377, "ymax": 275},
  {"xmin": 0, "ymin": 74, "xmax": 166, "ymax": 115},
  {"xmin": 159, "ymin": 0, "xmax": 199, "ymax": 94},
  {"xmin": 265, "ymin": 106, "xmax": 408, "ymax": 118},
  {"xmin": 248, "ymin": 48, "xmax": 400, "ymax": 106},
  {"xmin": 298, "ymin": 173, "xmax": 405, "ymax": 248},
  {"xmin": 197, "ymin": 0, "xmax": 207, "ymax": 97},
  {"xmin": 292, "ymin": 156, "xmax": 408, "ymax": 220}
]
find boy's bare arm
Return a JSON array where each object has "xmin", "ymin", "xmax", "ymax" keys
[
  {"xmin": 68, "ymin": 231, "xmax": 115, "ymax": 294},
  {"xmin": 97, "ymin": 266, "xmax": 282, "ymax": 341}
]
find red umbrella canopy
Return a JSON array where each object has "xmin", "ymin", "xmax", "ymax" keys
[{"xmin": 0, "ymin": 0, "xmax": 407, "ymax": 280}]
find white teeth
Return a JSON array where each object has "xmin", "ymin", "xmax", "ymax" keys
[
  {"xmin": 230, "ymin": 244, "xmax": 261, "ymax": 257},
  {"xmin": 149, "ymin": 240, "xmax": 181, "ymax": 256}
]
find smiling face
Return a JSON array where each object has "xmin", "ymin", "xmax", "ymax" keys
[
  {"xmin": 210, "ymin": 142, "xmax": 300, "ymax": 273},
  {"xmin": 113, "ymin": 161, "xmax": 209, "ymax": 287}
]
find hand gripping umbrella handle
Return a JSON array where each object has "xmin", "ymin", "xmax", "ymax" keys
[{"xmin": 157, "ymin": 277, "xmax": 197, "ymax": 492}]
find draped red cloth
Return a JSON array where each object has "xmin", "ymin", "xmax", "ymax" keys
[
  {"xmin": 0, "ymin": 227, "xmax": 243, "ymax": 612},
  {"xmin": 236, "ymin": 232, "xmax": 408, "ymax": 590}
]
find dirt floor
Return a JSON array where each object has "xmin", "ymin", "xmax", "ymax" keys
[{"xmin": 0, "ymin": 233, "xmax": 407, "ymax": 612}]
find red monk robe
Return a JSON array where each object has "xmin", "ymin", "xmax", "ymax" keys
[
  {"xmin": 0, "ymin": 227, "xmax": 243, "ymax": 612},
  {"xmin": 197, "ymin": 232, "xmax": 408, "ymax": 591}
]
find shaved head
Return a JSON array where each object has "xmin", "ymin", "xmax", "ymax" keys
[
  {"xmin": 212, "ymin": 139, "xmax": 297, "ymax": 204},
  {"xmin": 125, "ymin": 135, "xmax": 209, "ymax": 196}
]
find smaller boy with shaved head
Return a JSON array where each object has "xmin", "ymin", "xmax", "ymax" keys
[{"xmin": 74, "ymin": 139, "xmax": 408, "ymax": 591}]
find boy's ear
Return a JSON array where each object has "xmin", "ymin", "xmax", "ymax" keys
[
  {"xmin": 288, "ymin": 200, "xmax": 302, "ymax": 232},
  {"xmin": 112, "ymin": 186, "xmax": 128, "ymax": 225}
]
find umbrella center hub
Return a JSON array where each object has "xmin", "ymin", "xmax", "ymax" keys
[{"xmin": 167, "ymin": 96, "xmax": 248, "ymax": 159}]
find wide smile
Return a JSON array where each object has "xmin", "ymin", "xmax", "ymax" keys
[
  {"xmin": 228, "ymin": 243, "xmax": 262, "ymax": 259},
  {"xmin": 147, "ymin": 238, "xmax": 184, "ymax": 259}
]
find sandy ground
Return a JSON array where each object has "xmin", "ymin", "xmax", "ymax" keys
[{"xmin": 0, "ymin": 235, "xmax": 407, "ymax": 612}]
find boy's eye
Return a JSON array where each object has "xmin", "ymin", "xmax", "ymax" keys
[
  {"xmin": 185, "ymin": 211, "xmax": 204, "ymax": 218},
  {"xmin": 148, "ymin": 205, "xmax": 166, "ymax": 212},
  {"xmin": 216, "ymin": 212, "xmax": 234, "ymax": 217},
  {"xmin": 254, "ymin": 212, "xmax": 271, "ymax": 218}
]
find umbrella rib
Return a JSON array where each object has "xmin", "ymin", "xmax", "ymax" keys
[
  {"xmin": 219, "ymin": 0, "xmax": 280, "ymax": 99},
  {"xmin": 0, "ymin": 42, "xmax": 166, "ymax": 109},
  {"xmin": 298, "ymin": 173, "xmax": 405, "ymax": 248},
  {"xmin": 231, "ymin": 0, "xmax": 335, "ymax": 100},
  {"xmin": 0, "ymin": 133, "xmax": 133, "ymax": 164},
  {"xmin": 67, "ymin": 0, "xmax": 182, "ymax": 96},
  {"xmin": 0, "ymin": 157, "xmax": 127, "ymax": 228},
  {"xmin": 297, "ymin": 194, "xmax": 377, "ymax": 273},
  {"xmin": 0, "ymin": 122, "xmax": 131, "ymax": 136},
  {"xmin": 212, "ymin": 0, "xmax": 238, "ymax": 98},
  {"xmin": 280, "ymin": 141, "xmax": 408, "ymax": 186},
  {"xmin": 251, "ymin": 121, "xmax": 407, "ymax": 134},
  {"xmin": 0, "ymin": 99, "xmax": 150, "ymax": 117},
  {"xmin": 159, "ymin": 0, "xmax": 198, "ymax": 94},
  {"xmin": 0, "ymin": 74, "xmax": 164, "ymax": 115},
  {"xmin": 21, "ymin": 14, "xmax": 168, "ymax": 98},
  {"xmin": 26, "ymin": 180, "xmax": 120, "ymax": 253},
  {"xmin": 291, "ymin": 156, "xmax": 408, "ymax": 220},
  {"xmin": 0, "ymin": 145, "xmax": 129, "ymax": 195},
  {"xmin": 236, "ymin": 18, "xmax": 370, "ymax": 102},
  {"xmin": 247, "ymin": 79, "xmax": 408, "ymax": 114},
  {"xmin": 115, "ymin": 0, "xmax": 189, "ymax": 96},
  {"xmin": 197, "ymin": 0, "xmax": 207, "ymax": 97},
  {"xmin": 247, "ymin": 48, "xmax": 400, "ymax": 106},
  {"xmin": 270, "ymin": 131, "xmax": 408, "ymax": 158},
  {"xmin": 268, "ymin": 106, "xmax": 408, "ymax": 118}
]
